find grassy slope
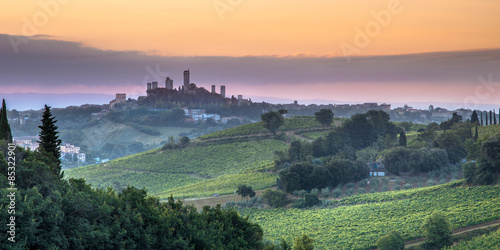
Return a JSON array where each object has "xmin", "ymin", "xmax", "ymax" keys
[
  {"xmin": 199, "ymin": 116, "xmax": 331, "ymax": 140},
  {"xmin": 80, "ymin": 118, "xmax": 190, "ymax": 149},
  {"xmin": 240, "ymin": 181, "xmax": 500, "ymax": 250},
  {"xmin": 65, "ymin": 139, "xmax": 288, "ymax": 198}
]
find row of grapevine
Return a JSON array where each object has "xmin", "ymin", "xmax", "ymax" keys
[
  {"xmin": 447, "ymin": 227, "xmax": 500, "ymax": 249},
  {"xmin": 65, "ymin": 139, "xmax": 287, "ymax": 197},
  {"xmin": 157, "ymin": 171, "xmax": 278, "ymax": 199},
  {"xmin": 240, "ymin": 183, "xmax": 500, "ymax": 249}
]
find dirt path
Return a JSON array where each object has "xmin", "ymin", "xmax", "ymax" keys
[{"xmin": 403, "ymin": 219, "xmax": 500, "ymax": 249}]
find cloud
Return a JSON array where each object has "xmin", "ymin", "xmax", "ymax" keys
[{"xmin": 0, "ymin": 34, "xmax": 499, "ymax": 94}]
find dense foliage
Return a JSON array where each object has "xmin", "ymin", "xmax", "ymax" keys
[
  {"xmin": 0, "ymin": 144, "xmax": 265, "ymax": 249},
  {"xmin": 463, "ymin": 133, "xmax": 500, "ymax": 185}
]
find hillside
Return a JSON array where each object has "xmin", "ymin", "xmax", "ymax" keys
[
  {"xmin": 65, "ymin": 115, "xmax": 334, "ymax": 198},
  {"xmin": 240, "ymin": 181, "xmax": 500, "ymax": 250},
  {"xmin": 65, "ymin": 138, "xmax": 288, "ymax": 198}
]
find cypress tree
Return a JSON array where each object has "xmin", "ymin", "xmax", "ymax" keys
[
  {"xmin": 485, "ymin": 111, "xmax": 489, "ymax": 125},
  {"xmin": 480, "ymin": 111, "xmax": 483, "ymax": 126},
  {"xmin": 0, "ymin": 99, "xmax": 13, "ymax": 143},
  {"xmin": 489, "ymin": 110, "xmax": 493, "ymax": 125},
  {"xmin": 399, "ymin": 131, "xmax": 407, "ymax": 148},
  {"xmin": 473, "ymin": 126, "xmax": 478, "ymax": 142},
  {"xmin": 494, "ymin": 109, "xmax": 497, "ymax": 125},
  {"xmin": 38, "ymin": 105, "xmax": 62, "ymax": 177},
  {"xmin": 470, "ymin": 110, "xmax": 479, "ymax": 124}
]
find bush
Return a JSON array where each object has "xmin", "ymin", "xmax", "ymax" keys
[
  {"xmin": 262, "ymin": 189, "xmax": 289, "ymax": 208},
  {"xmin": 304, "ymin": 193, "xmax": 321, "ymax": 207},
  {"xmin": 421, "ymin": 211, "xmax": 452, "ymax": 249},
  {"xmin": 357, "ymin": 188, "xmax": 365, "ymax": 195},
  {"xmin": 393, "ymin": 184, "xmax": 400, "ymax": 191},
  {"xmin": 426, "ymin": 179, "xmax": 436, "ymax": 186},
  {"xmin": 376, "ymin": 230, "xmax": 404, "ymax": 250},
  {"xmin": 440, "ymin": 178, "xmax": 447, "ymax": 184},
  {"xmin": 403, "ymin": 183, "xmax": 413, "ymax": 190},
  {"xmin": 332, "ymin": 188, "xmax": 342, "ymax": 198},
  {"xmin": 320, "ymin": 187, "xmax": 330, "ymax": 198},
  {"xmin": 311, "ymin": 188, "xmax": 319, "ymax": 196},
  {"xmin": 293, "ymin": 190, "xmax": 299, "ymax": 197},
  {"xmin": 297, "ymin": 190, "xmax": 307, "ymax": 198},
  {"xmin": 224, "ymin": 201, "xmax": 236, "ymax": 209},
  {"xmin": 292, "ymin": 234, "xmax": 314, "ymax": 250},
  {"xmin": 346, "ymin": 182, "xmax": 355, "ymax": 189}
]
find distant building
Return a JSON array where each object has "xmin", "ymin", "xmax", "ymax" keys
[
  {"xmin": 211, "ymin": 85, "xmax": 216, "ymax": 93},
  {"xmin": 109, "ymin": 93, "xmax": 126, "ymax": 109},
  {"xmin": 368, "ymin": 160, "xmax": 386, "ymax": 177}
]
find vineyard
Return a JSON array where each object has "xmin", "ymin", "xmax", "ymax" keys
[
  {"xmin": 199, "ymin": 116, "xmax": 328, "ymax": 140},
  {"xmin": 240, "ymin": 182, "xmax": 500, "ymax": 250},
  {"xmin": 157, "ymin": 171, "xmax": 278, "ymax": 198},
  {"xmin": 447, "ymin": 227, "xmax": 500, "ymax": 249},
  {"xmin": 65, "ymin": 139, "xmax": 288, "ymax": 197}
]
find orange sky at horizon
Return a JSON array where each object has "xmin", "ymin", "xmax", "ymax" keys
[{"xmin": 1, "ymin": 0, "xmax": 499, "ymax": 57}]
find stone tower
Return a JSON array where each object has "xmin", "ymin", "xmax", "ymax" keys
[
  {"xmin": 211, "ymin": 85, "xmax": 216, "ymax": 93},
  {"xmin": 220, "ymin": 85, "xmax": 226, "ymax": 98},
  {"xmin": 183, "ymin": 70, "xmax": 190, "ymax": 92},
  {"xmin": 165, "ymin": 77, "xmax": 173, "ymax": 90}
]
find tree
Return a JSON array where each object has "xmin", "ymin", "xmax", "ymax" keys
[
  {"xmin": 470, "ymin": 110, "xmax": 479, "ymax": 124},
  {"xmin": 261, "ymin": 111, "xmax": 285, "ymax": 135},
  {"xmin": 383, "ymin": 147, "xmax": 410, "ymax": 175},
  {"xmin": 480, "ymin": 111, "xmax": 483, "ymax": 125},
  {"xmin": 494, "ymin": 109, "xmax": 497, "ymax": 125},
  {"xmin": 376, "ymin": 230, "xmax": 404, "ymax": 250},
  {"xmin": 236, "ymin": 184, "xmax": 256, "ymax": 200},
  {"xmin": 421, "ymin": 211, "xmax": 452, "ymax": 249},
  {"xmin": 473, "ymin": 126, "xmax": 478, "ymax": 142},
  {"xmin": 292, "ymin": 234, "xmax": 314, "ymax": 250},
  {"xmin": 490, "ymin": 110, "xmax": 493, "ymax": 125},
  {"xmin": 399, "ymin": 131, "xmax": 407, "ymax": 148},
  {"xmin": 314, "ymin": 109, "xmax": 334, "ymax": 128},
  {"xmin": 38, "ymin": 105, "xmax": 62, "ymax": 177},
  {"xmin": 262, "ymin": 189, "xmax": 289, "ymax": 208},
  {"xmin": 0, "ymin": 99, "xmax": 12, "ymax": 143}
]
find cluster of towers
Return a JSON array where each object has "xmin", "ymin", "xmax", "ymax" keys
[{"xmin": 146, "ymin": 70, "xmax": 226, "ymax": 98}]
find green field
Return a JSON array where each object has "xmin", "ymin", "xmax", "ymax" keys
[
  {"xmin": 65, "ymin": 139, "xmax": 288, "ymax": 198},
  {"xmin": 199, "ymin": 116, "xmax": 326, "ymax": 140},
  {"xmin": 240, "ymin": 182, "xmax": 500, "ymax": 250}
]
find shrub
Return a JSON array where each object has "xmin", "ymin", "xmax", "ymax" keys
[
  {"xmin": 376, "ymin": 230, "xmax": 404, "ymax": 250},
  {"xmin": 293, "ymin": 190, "xmax": 299, "ymax": 197},
  {"xmin": 421, "ymin": 211, "xmax": 452, "ymax": 249},
  {"xmin": 320, "ymin": 187, "xmax": 330, "ymax": 198},
  {"xmin": 262, "ymin": 189, "xmax": 289, "ymax": 208},
  {"xmin": 393, "ymin": 184, "xmax": 400, "ymax": 191},
  {"xmin": 426, "ymin": 179, "xmax": 436, "ymax": 186},
  {"xmin": 297, "ymin": 190, "xmax": 307, "ymax": 198},
  {"xmin": 403, "ymin": 183, "xmax": 413, "ymax": 190},
  {"xmin": 332, "ymin": 188, "xmax": 342, "ymax": 198},
  {"xmin": 346, "ymin": 182, "xmax": 355, "ymax": 189},
  {"xmin": 311, "ymin": 188, "xmax": 319, "ymax": 196}
]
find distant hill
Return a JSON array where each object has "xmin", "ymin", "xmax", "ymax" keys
[{"xmin": 0, "ymin": 92, "xmax": 114, "ymax": 111}]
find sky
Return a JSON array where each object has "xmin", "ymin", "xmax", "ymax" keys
[{"xmin": 0, "ymin": 0, "xmax": 499, "ymax": 110}]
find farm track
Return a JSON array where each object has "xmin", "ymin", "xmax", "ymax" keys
[{"xmin": 402, "ymin": 219, "xmax": 500, "ymax": 249}]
